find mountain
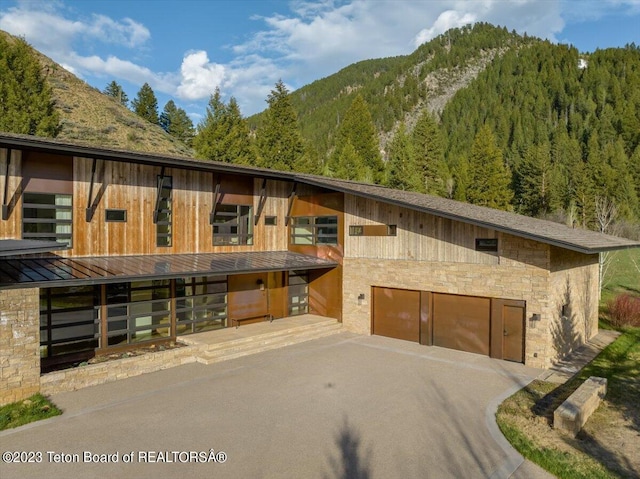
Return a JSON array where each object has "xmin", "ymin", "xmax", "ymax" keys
[{"xmin": 0, "ymin": 30, "xmax": 192, "ymax": 156}]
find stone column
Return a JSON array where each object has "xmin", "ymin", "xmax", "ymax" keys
[{"xmin": 0, "ymin": 287, "xmax": 41, "ymax": 406}]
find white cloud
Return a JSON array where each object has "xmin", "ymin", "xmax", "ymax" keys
[
  {"xmin": 414, "ymin": 10, "xmax": 478, "ymax": 47},
  {"xmin": 176, "ymin": 51, "xmax": 226, "ymax": 100}
]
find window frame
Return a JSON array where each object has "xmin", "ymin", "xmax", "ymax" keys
[
  {"xmin": 105, "ymin": 209, "xmax": 127, "ymax": 223},
  {"xmin": 475, "ymin": 238, "xmax": 498, "ymax": 252},
  {"xmin": 212, "ymin": 204, "xmax": 254, "ymax": 246},
  {"xmin": 290, "ymin": 216, "xmax": 338, "ymax": 245},
  {"xmin": 155, "ymin": 176, "xmax": 172, "ymax": 247},
  {"xmin": 22, "ymin": 192, "xmax": 73, "ymax": 247}
]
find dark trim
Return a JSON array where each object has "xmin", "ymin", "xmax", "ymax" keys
[
  {"xmin": 85, "ymin": 157, "xmax": 97, "ymax": 222},
  {"xmin": 285, "ymin": 182, "xmax": 297, "ymax": 226},
  {"xmin": 209, "ymin": 174, "xmax": 221, "ymax": 225},
  {"xmin": 2, "ymin": 148, "xmax": 11, "ymax": 220},
  {"xmin": 153, "ymin": 167, "xmax": 166, "ymax": 224}
]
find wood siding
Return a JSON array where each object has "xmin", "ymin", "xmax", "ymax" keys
[
  {"xmin": 0, "ymin": 149, "xmax": 23, "ymax": 239},
  {"xmin": 344, "ymin": 195, "xmax": 500, "ymax": 265}
]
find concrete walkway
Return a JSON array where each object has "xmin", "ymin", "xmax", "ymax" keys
[{"xmin": 0, "ymin": 331, "xmax": 617, "ymax": 479}]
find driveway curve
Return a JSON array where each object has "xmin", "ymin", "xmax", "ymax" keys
[{"xmin": 1, "ymin": 333, "xmax": 550, "ymax": 479}]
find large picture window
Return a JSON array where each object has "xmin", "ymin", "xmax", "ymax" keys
[
  {"xmin": 212, "ymin": 204, "xmax": 253, "ymax": 245},
  {"xmin": 105, "ymin": 280, "xmax": 171, "ymax": 347},
  {"xmin": 176, "ymin": 276, "xmax": 228, "ymax": 334},
  {"xmin": 23, "ymin": 192, "xmax": 73, "ymax": 247},
  {"xmin": 39, "ymin": 286, "xmax": 99, "ymax": 366},
  {"xmin": 291, "ymin": 216, "xmax": 338, "ymax": 245}
]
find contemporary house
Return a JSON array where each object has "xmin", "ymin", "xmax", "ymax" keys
[{"xmin": 1, "ymin": 132, "xmax": 638, "ymax": 405}]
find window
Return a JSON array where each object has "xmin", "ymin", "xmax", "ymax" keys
[
  {"xmin": 212, "ymin": 204, "xmax": 253, "ymax": 245},
  {"xmin": 475, "ymin": 238, "xmax": 498, "ymax": 252},
  {"xmin": 291, "ymin": 216, "xmax": 338, "ymax": 245},
  {"xmin": 40, "ymin": 286, "xmax": 99, "ymax": 361},
  {"xmin": 265, "ymin": 215, "xmax": 277, "ymax": 226},
  {"xmin": 105, "ymin": 209, "xmax": 127, "ymax": 222},
  {"xmin": 105, "ymin": 281, "xmax": 171, "ymax": 347},
  {"xmin": 155, "ymin": 176, "xmax": 172, "ymax": 247},
  {"xmin": 176, "ymin": 276, "xmax": 228, "ymax": 334},
  {"xmin": 23, "ymin": 192, "xmax": 73, "ymax": 247},
  {"xmin": 349, "ymin": 224, "xmax": 397, "ymax": 236},
  {"xmin": 288, "ymin": 271, "xmax": 309, "ymax": 316}
]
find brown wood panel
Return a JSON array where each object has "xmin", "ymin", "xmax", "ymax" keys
[
  {"xmin": 22, "ymin": 151, "xmax": 73, "ymax": 194},
  {"xmin": 433, "ymin": 293, "xmax": 491, "ymax": 356},
  {"xmin": 503, "ymin": 303, "xmax": 525, "ymax": 362},
  {"xmin": 228, "ymin": 273, "xmax": 269, "ymax": 323},
  {"xmin": 372, "ymin": 286, "xmax": 420, "ymax": 342},
  {"xmin": 308, "ymin": 266, "xmax": 342, "ymax": 321},
  {"xmin": 419, "ymin": 291, "xmax": 432, "ymax": 346},
  {"xmin": 267, "ymin": 271, "xmax": 287, "ymax": 319}
]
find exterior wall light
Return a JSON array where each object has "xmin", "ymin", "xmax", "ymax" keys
[
  {"xmin": 358, "ymin": 293, "xmax": 365, "ymax": 305},
  {"xmin": 529, "ymin": 313, "xmax": 541, "ymax": 328}
]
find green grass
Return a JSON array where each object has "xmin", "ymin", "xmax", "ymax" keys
[
  {"xmin": 601, "ymin": 248, "xmax": 640, "ymax": 305},
  {"xmin": 497, "ymin": 328, "xmax": 640, "ymax": 479},
  {"xmin": 0, "ymin": 394, "xmax": 61, "ymax": 431}
]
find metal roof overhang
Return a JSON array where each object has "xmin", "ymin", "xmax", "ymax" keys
[
  {"xmin": 0, "ymin": 251, "xmax": 338, "ymax": 289},
  {"xmin": 0, "ymin": 239, "xmax": 68, "ymax": 257},
  {"xmin": 0, "ymin": 133, "xmax": 292, "ymax": 182}
]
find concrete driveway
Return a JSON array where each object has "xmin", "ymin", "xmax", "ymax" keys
[{"xmin": 0, "ymin": 333, "xmax": 551, "ymax": 479}]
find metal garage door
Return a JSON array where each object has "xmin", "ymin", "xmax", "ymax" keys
[
  {"xmin": 433, "ymin": 293, "xmax": 491, "ymax": 355},
  {"xmin": 372, "ymin": 287, "xmax": 420, "ymax": 342}
]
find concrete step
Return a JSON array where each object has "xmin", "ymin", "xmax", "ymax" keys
[
  {"xmin": 195, "ymin": 322, "xmax": 342, "ymax": 365},
  {"xmin": 196, "ymin": 319, "xmax": 341, "ymax": 353}
]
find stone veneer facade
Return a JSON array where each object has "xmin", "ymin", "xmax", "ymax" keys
[
  {"xmin": 0, "ymin": 287, "xmax": 40, "ymax": 406},
  {"xmin": 342, "ymin": 200, "xmax": 601, "ymax": 369}
]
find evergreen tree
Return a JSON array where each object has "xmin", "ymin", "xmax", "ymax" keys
[
  {"xmin": 386, "ymin": 123, "xmax": 423, "ymax": 191},
  {"xmin": 412, "ymin": 111, "xmax": 448, "ymax": 195},
  {"xmin": 332, "ymin": 94, "xmax": 384, "ymax": 183},
  {"xmin": 516, "ymin": 143, "xmax": 557, "ymax": 216},
  {"xmin": 131, "ymin": 83, "xmax": 159, "ymax": 125},
  {"xmin": 193, "ymin": 88, "xmax": 255, "ymax": 164},
  {"xmin": 256, "ymin": 80, "xmax": 305, "ymax": 171},
  {"xmin": 103, "ymin": 80, "xmax": 129, "ymax": 107},
  {"xmin": 0, "ymin": 35, "xmax": 60, "ymax": 136},
  {"xmin": 328, "ymin": 140, "xmax": 367, "ymax": 180},
  {"xmin": 159, "ymin": 100, "xmax": 194, "ymax": 145},
  {"xmin": 466, "ymin": 125, "xmax": 513, "ymax": 210}
]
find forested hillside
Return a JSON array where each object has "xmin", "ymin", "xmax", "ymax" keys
[{"xmin": 247, "ymin": 24, "xmax": 640, "ymax": 232}]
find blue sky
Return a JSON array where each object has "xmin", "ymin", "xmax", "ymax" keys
[{"xmin": 1, "ymin": 0, "xmax": 639, "ymax": 122}]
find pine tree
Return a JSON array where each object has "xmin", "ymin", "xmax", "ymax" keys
[
  {"xmin": 386, "ymin": 123, "xmax": 423, "ymax": 191},
  {"xmin": 103, "ymin": 80, "xmax": 129, "ymax": 107},
  {"xmin": 0, "ymin": 36, "xmax": 60, "ymax": 136},
  {"xmin": 256, "ymin": 80, "xmax": 305, "ymax": 171},
  {"xmin": 467, "ymin": 125, "xmax": 513, "ymax": 210},
  {"xmin": 131, "ymin": 83, "xmax": 159, "ymax": 125},
  {"xmin": 332, "ymin": 94, "xmax": 383, "ymax": 183},
  {"xmin": 412, "ymin": 111, "xmax": 448, "ymax": 195},
  {"xmin": 159, "ymin": 100, "xmax": 194, "ymax": 145},
  {"xmin": 193, "ymin": 88, "xmax": 255, "ymax": 164},
  {"xmin": 516, "ymin": 142, "xmax": 556, "ymax": 216},
  {"xmin": 328, "ymin": 141, "xmax": 366, "ymax": 180}
]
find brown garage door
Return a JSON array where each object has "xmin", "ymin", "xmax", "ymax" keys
[
  {"xmin": 432, "ymin": 293, "xmax": 491, "ymax": 356},
  {"xmin": 372, "ymin": 287, "xmax": 420, "ymax": 342}
]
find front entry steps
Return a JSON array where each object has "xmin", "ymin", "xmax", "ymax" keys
[{"xmin": 182, "ymin": 316, "xmax": 343, "ymax": 366}]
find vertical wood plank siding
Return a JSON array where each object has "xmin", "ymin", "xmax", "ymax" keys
[
  {"xmin": 344, "ymin": 194, "xmax": 500, "ymax": 265},
  {"xmin": 0, "ymin": 149, "xmax": 23, "ymax": 238},
  {"xmin": 59, "ymin": 156, "xmax": 290, "ymax": 257}
]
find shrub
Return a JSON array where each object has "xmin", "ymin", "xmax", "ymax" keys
[{"xmin": 607, "ymin": 294, "xmax": 640, "ymax": 327}]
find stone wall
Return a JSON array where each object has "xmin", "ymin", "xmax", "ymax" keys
[
  {"xmin": 41, "ymin": 346, "xmax": 197, "ymax": 395},
  {"xmin": 342, "ymin": 233, "xmax": 555, "ymax": 368},
  {"xmin": 0, "ymin": 287, "xmax": 40, "ymax": 406},
  {"xmin": 549, "ymin": 247, "xmax": 600, "ymax": 362}
]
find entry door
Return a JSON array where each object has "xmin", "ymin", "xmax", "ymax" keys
[
  {"xmin": 228, "ymin": 273, "xmax": 268, "ymax": 323},
  {"xmin": 502, "ymin": 304, "xmax": 525, "ymax": 362}
]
